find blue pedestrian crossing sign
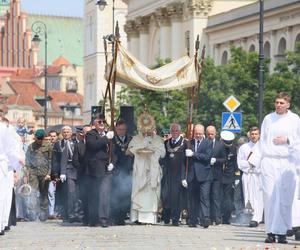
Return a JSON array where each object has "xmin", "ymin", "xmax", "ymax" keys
[{"xmin": 222, "ymin": 112, "xmax": 242, "ymax": 133}]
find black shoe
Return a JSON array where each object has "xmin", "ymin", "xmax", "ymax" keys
[
  {"xmin": 287, "ymin": 229, "xmax": 295, "ymax": 237},
  {"xmin": 277, "ymin": 235, "xmax": 288, "ymax": 244},
  {"xmin": 265, "ymin": 233, "xmax": 276, "ymax": 243},
  {"xmin": 203, "ymin": 218, "xmax": 210, "ymax": 228},
  {"xmin": 188, "ymin": 223, "xmax": 197, "ymax": 228},
  {"xmin": 134, "ymin": 220, "xmax": 142, "ymax": 225},
  {"xmin": 0, "ymin": 230, "xmax": 4, "ymax": 236},
  {"xmin": 215, "ymin": 218, "xmax": 221, "ymax": 225},
  {"xmin": 101, "ymin": 221, "xmax": 109, "ymax": 228},
  {"xmin": 116, "ymin": 220, "xmax": 125, "ymax": 226},
  {"xmin": 249, "ymin": 221, "xmax": 258, "ymax": 227},
  {"xmin": 295, "ymin": 230, "xmax": 300, "ymax": 241},
  {"xmin": 4, "ymin": 226, "xmax": 10, "ymax": 231},
  {"xmin": 172, "ymin": 221, "xmax": 179, "ymax": 226}
]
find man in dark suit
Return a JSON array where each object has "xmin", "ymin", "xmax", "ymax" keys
[
  {"xmin": 60, "ymin": 126, "xmax": 80, "ymax": 222},
  {"xmin": 161, "ymin": 123, "xmax": 189, "ymax": 226},
  {"xmin": 110, "ymin": 120, "xmax": 133, "ymax": 225},
  {"xmin": 182, "ymin": 124, "xmax": 213, "ymax": 228},
  {"xmin": 206, "ymin": 126, "xmax": 226, "ymax": 225},
  {"xmin": 220, "ymin": 131, "xmax": 237, "ymax": 224},
  {"xmin": 84, "ymin": 115, "xmax": 115, "ymax": 227},
  {"xmin": 72, "ymin": 125, "xmax": 91, "ymax": 225}
]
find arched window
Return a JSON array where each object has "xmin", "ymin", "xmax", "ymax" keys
[
  {"xmin": 264, "ymin": 41, "xmax": 271, "ymax": 58},
  {"xmin": 278, "ymin": 37, "xmax": 286, "ymax": 56},
  {"xmin": 294, "ymin": 33, "xmax": 300, "ymax": 50},
  {"xmin": 249, "ymin": 44, "xmax": 255, "ymax": 52},
  {"xmin": 221, "ymin": 50, "xmax": 228, "ymax": 65}
]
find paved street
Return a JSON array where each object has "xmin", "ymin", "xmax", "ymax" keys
[{"xmin": 1, "ymin": 221, "xmax": 300, "ymax": 250}]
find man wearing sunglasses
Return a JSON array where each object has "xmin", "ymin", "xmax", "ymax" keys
[{"xmin": 84, "ymin": 114, "xmax": 115, "ymax": 227}]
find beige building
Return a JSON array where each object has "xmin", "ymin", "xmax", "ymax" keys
[
  {"xmin": 123, "ymin": 0, "xmax": 300, "ymax": 70},
  {"xmin": 83, "ymin": 0, "xmax": 127, "ymax": 122}
]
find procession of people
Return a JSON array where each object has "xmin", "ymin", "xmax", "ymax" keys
[{"xmin": 0, "ymin": 92, "xmax": 300, "ymax": 245}]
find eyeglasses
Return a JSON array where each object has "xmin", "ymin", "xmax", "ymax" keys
[{"xmin": 97, "ymin": 120, "xmax": 105, "ymax": 124}]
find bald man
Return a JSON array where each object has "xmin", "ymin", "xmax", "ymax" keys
[
  {"xmin": 183, "ymin": 124, "xmax": 213, "ymax": 228},
  {"xmin": 206, "ymin": 126, "xmax": 226, "ymax": 225}
]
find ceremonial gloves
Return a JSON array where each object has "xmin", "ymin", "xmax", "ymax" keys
[
  {"xmin": 60, "ymin": 174, "xmax": 66, "ymax": 183},
  {"xmin": 106, "ymin": 131, "xmax": 114, "ymax": 140},
  {"xmin": 182, "ymin": 179, "xmax": 188, "ymax": 188},
  {"xmin": 210, "ymin": 157, "xmax": 216, "ymax": 165},
  {"xmin": 273, "ymin": 136, "xmax": 288, "ymax": 145},
  {"xmin": 107, "ymin": 163, "xmax": 114, "ymax": 171},
  {"xmin": 185, "ymin": 149, "xmax": 194, "ymax": 157}
]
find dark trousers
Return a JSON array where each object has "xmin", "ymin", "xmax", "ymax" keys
[
  {"xmin": 110, "ymin": 171, "xmax": 132, "ymax": 224},
  {"xmin": 210, "ymin": 179, "xmax": 222, "ymax": 221},
  {"xmin": 188, "ymin": 179, "xmax": 211, "ymax": 225},
  {"xmin": 163, "ymin": 208, "xmax": 180, "ymax": 224},
  {"xmin": 222, "ymin": 183, "xmax": 234, "ymax": 223},
  {"xmin": 79, "ymin": 176, "xmax": 89, "ymax": 224},
  {"xmin": 86, "ymin": 174, "xmax": 112, "ymax": 225},
  {"xmin": 62, "ymin": 178, "xmax": 79, "ymax": 220}
]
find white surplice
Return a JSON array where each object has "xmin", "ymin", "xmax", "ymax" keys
[
  {"xmin": 237, "ymin": 141, "xmax": 264, "ymax": 223},
  {"xmin": 250, "ymin": 110, "xmax": 300, "ymax": 235},
  {"xmin": 128, "ymin": 134, "xmax": 165, "ymax": 224}
]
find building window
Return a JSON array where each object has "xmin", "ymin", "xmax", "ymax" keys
[
  {"xmin": 264, "ymin": 41, "xmax": 271, "ymax": 59},
  {"xmin": 278, "ymin": 37, "xmax": 287, "ymax": 56},
  {"xmin": 294, "ymin": 34, "xmax": 300, "ymax": 50},
  {"xmin": 249, "ymin": 44, "xmax": 255, "ymax": 52},
  {"xmin": 221, "ymin": 51, "xmax": 228, "ymax": 65},
  {"xmin": 66, "ymin": 77, "xmax": 78, "ymax": 92}
]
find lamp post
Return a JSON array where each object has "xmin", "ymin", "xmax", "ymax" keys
[
  {"xmin": 97, "ymin": 0, "xmax": 115, "ymax": 56},
  {"xmin": 31, "ymin": 21, "xmax": 48, "ymax": 130},
  {"xmin": 258, "ymin": 0, "xmax": 264, "ymax": 127}
]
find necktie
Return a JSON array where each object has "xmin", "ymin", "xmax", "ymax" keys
[
  {"xmin": 172, "ymin": 139, "xmax": 176, "ymax": 145},
  {"xmin": 196, "ymin": 140, "xmax": 200, "ymax": 151}
]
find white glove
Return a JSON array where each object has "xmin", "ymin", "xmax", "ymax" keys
[
  {"xmin": 210, "ymin": 157, "xmax": 216, "ymax": 165},
  {"xmin": 60, "ymin": 174, "xmax": 66, "ymax": 183},
  {"xmin": 234, "ymin": 180, "xmax": 240, "ymax": 186},
  {"xmin": 106, "ymin": 131, "xmax": 114, "ymax": 140},
  {"xmin": 185, "ymin": 149, "xmax": 194, "ymax": 157},
  {"xmin": 182, "ymin": 179, "xmax": 188, "ymax": 188},
  {"xmin": 107, "ymin": 163, "xmax": 114, "ymax": 171}
]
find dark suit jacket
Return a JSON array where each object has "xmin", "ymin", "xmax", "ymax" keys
[
  {"xmin": 72, "ymin": 140, "xmax": 86, "ymax": 177},
  {"xmin": 51, "ymin": 140, "xmax": 65, "ymax": 178},
  {"xmin": 184, "ymin": 138, "xmax": 213, "ymax": 183},
  {"xmin": 84, "ymin": 129, "xmax": 116, "ymax": 178},
  {"xmin": 60, "ymin": 140, "xmax": 77, "ymax": 180},
  {"xmin": 112, "ymin": 135, "xmax": 133, "ymax": 174},
  {"xmin": 222, "ymin": 145, "xmax": 238, "ymax": 184},
  {"xmin": 210, "ymin": 140, "xmax": 226, "ymax": 181}
]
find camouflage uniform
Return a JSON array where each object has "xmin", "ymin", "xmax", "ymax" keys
[{"xmin": 25, "ymin": 140, "xmax": 52, "ymax": 219}]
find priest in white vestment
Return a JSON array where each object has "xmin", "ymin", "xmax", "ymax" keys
[
  {"xmin": 249, "ymin": 92, "xmax": 300, "ymax": 244},
  {"xmin": 128, "ymin": 111, "xmax": 165, "ymax": 224},
  {"xmin": 237, "ymin": 127, "xmax": 263, "ymax": 227}
]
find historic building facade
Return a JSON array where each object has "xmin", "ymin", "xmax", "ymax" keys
[
  {"xmin": 83, "ymin": 0, "xmax": 127, "ymax": 122},
  {"xmin": 123, "ymin": 0, "xmax": 300, "ymax": 71}
]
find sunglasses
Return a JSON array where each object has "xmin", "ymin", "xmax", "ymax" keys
[{"xmin": 97, "ymin": 120, "xmax": 105, "ymax": 124}]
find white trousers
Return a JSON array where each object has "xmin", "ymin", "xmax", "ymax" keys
[{"xmin": 261, "ymin": 157, "xmax": 296, "ymax": 235}]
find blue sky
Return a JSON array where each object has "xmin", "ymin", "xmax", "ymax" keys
[{"xmin": 21, "ymin": 0, "xmax": 84, "ymax": 17}]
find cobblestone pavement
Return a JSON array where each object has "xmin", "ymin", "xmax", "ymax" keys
[{"xmin": 1, "ymin": 221, "xmax": 300, "ymax": 250}]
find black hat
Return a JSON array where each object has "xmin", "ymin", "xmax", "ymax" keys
[{"xmin": 76, "ymin": 126, "xmax": 84, "ymax": 135}]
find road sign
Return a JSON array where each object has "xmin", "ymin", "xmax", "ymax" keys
[
  {"xmin": 223, "ymin": 95, "xmax": 240, "ymax": 112},
  {"xmin": 222, "ymin": 112, "xmax": 242, "ymax": 133}
]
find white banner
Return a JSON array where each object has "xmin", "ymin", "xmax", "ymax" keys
[{"xmin": 106, "ymin": 44, "xmax": 200, "ymax": 91}]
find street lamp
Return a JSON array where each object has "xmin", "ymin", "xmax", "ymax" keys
[
  {"xmin": 97, "ymin": 0, "xmax": 115, "ymax": 55},
  {"xmin": 258, "ymin": 0, "xmax": 264, "ymax": 127},
  {"xmin": 31, "ymin": 21, "xmax": 48, "ymax": 130}
]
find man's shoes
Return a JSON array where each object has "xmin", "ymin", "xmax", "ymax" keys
[
  {"xmin": 287, "ymin": 229, "xmax": 295, "ymax": 237},
  {"xmin": 295, "ymin": 230, "xmax": 300, "ymax": 241},
  {"xmin": 215, "ymin": 218, "xmax": 222, "ymax": 225},
  {"xmin": 134, "ymin": 220, "xmax": 142, "ymax": 225},
  {"xmin": 249, "ymin": 221, "xmax": 258, "ymax": 227},
  {"xmin": 265, "ymin": 233, "xmax": 276, "ymax": 243},
  {"xmin": 0, "ymin": 230, "xmax": 4, "ymax": 236},
  {"xmin": 101, "ymin": 221, "xmax": 109, "ymax": 228},
  {"xmin": 277, "ymin": 235, "xmax": 288, "ymax": 244},
  {"xmin": 48, "ymin": 215, "xmax": 57, "ymax": 220},
  {"xmin": 115, "ymin": 220, "xmax": 125, "ymax": 226},
  {"xmin": 172, "ymin": 221, "xmax": 179, "ymax": 226},
  {"xmin": 203, "ymin": 219, "xmax": 210, "ymax": 229},
  {"xmin": 39, "ymin": 213, "xmax": 47, "ymax": 222},
  {"xmin": 188, "ymin": 223, "xmax": 197, "ymax": 228},
  {"xmin": 4, "ymin": 226, "xmax": 10, "ymax": 231}
]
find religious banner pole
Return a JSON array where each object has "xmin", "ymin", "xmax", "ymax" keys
[{"xmin": 185, "ymin": 35, "xmax": 200, "ymax": 178}]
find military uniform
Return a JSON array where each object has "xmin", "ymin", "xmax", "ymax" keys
[{"xmin": 25, "ymin": 140, "xmax": 52, "ymax": 220}]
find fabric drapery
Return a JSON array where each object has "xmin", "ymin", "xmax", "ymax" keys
[{"xmin": 105, "ymin": 44, "xmax": 200, "ymax": 91}]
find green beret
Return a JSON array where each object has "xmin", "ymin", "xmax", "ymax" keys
[{"xmin": 35, "ymin": 129, "xmax": 45, "ymax": 139}]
